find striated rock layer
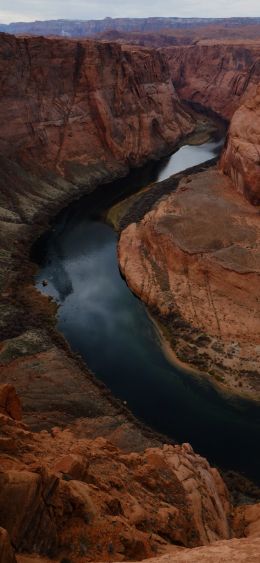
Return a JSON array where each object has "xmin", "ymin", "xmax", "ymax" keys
[
  {"xmin": 118, "ymin": 165, "xmax": 260, "ymax": 400},
  {"xmin": 221, "ymin": 87, "xmax": 260, "ymax": 204},
  {"xmin": 0, "ymin": 30, "xmax": 195, "ymax": 426},
  {"xmin": 0, "ymin": 32, "xmax": 194, "ymax": 429},
  {"xmin": 0, "ymin": 32, "xmax": 233, "ymax": 563},
  {"xmin": 166, "ymin": 41, "xmax": 260, "ymax": 120},
  {"xmin": 118, "ymin": 42, "xmax": 260, "ymax": 398},
  {"xmin": 0, "ymin": 33, "xmax": 193, "ymax": 178}
]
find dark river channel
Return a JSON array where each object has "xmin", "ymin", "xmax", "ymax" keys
[{"xmin": 34, "ymin": 139, "xmax": 260, "ymax": 483}]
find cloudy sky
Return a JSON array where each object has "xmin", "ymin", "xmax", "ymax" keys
[{"xmin": 0, "ymin": 0, "xmax": 260, "ymax": 24}]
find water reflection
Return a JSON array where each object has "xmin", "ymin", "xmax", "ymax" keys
[
  {"xmin": 158, "ymin": 139, "xmax": 224, "ymax": 181},
  {"xmin": 34, "ymin": 140, "xmax": 260, "ymax": 483}
]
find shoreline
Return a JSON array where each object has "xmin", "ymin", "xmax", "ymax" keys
[
  {"xmin": 149, "ymin": 311, "xmax": 260, "ymax": 405},
  {"xmin": 4, "ymin": 119, "xmax": 259, "ymax": 476},
  {"xmin": 0, "ymin": 143, "xmax": 259, "ymax": 510}
]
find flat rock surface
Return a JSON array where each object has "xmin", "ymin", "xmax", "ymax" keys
[{"xmin": 110, "ymin": 537, "xmax": 260, "ymax": 562}]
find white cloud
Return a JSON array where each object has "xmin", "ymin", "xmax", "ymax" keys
[{"xmin": 0, "ymin": 0, "xmax": 260, "ymax": 24}]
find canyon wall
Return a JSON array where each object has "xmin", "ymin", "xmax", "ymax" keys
[
  {"xmin": 117, "ymin": 32, "xmax": 260, "ymax": 401},
  {"xmin": 0, "ymin": 33, "xmax": 193, "ymax": 181},
  {"xmin": 166, "ymin": 42, "xmax": 260, "ymax": 202},
  {"xmin": 166, "ymin": 42, "xmax": 260, "ymax": 120},
  {"xmin": 221, "ymin": 87, "xmax": 260, "ymax": 204},
  {"xmin": 0, "ymin": 32, "xmax": 224, "ymax": 563},
  {"xmin": 118, "ymin": 165, "xmax": 260, "ymax": 400}
]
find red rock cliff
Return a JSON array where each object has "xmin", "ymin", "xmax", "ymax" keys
[
  {"xmin": 165, "ymin": 42, "xmax": 260, "ymax": 120},
  {"xmin": 0, "ymin": 33, "xmax": 193, "ymax": 182},
  {"xmin": 163, "ymin": 41, "xmax": 260, "ymax": 203},
  {"xmin": 221, "ymin": 87, "xmax": 260, "ymax": 204}
]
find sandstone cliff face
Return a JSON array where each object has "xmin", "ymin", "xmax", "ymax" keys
[
  {"xmin": 0, "ymin": 384, "xmax": 259, "ymax": 562},
  {"xmin": 0, "ymin": 33, "xmax": 194, "ymax": 435},
  {"xmin": 0, "ymin": 32, "xmax": 198, "ymax": 438},
  {"xmin": 166, "ymin": 42, "xmax": 260, "ymax": 120},
  {"xmin": 0, "ymin": 33, "xmax": 193, "ymax": 181},
  {"xmin": 118, "ymin": 167, "xmax": 260, "ymax": 399},
  {"xmin": 0, "ymin": 527, "xmax": 16, "ymax": 563},
  {"xmin": 221, "ymin": 87, "xmax": 260, "ymax": 204},
  {"xmin": 0, "ymin": 32, "xmax": 239, "ymax": 563}
]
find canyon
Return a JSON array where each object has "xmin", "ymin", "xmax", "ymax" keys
[
  {"xmin": 0, "ymin": 27, "xmax": 259, "ymax": 563},
  {"xmin": 166, "ymin": 41, "xmax": 260, "ymax": 120},
  {"xmin": 1, "ymin": 17, "xmax": 260, "ymax": 38},
  {"xmin": 118, "ymin": 46, "xmax": 260, "ymax": 400}
]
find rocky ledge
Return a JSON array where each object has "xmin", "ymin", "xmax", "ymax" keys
[
  {"xmin": 1, "ymin": 384, "xmax": 260, "ymax": 563},
  {"xmin": 0, "ymin": 385, "xmax": 231, "ymax": 557}
]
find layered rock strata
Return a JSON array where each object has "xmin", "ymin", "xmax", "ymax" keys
[
  {"xmin": 0, "ymin": 33, "xmax": 193, "ymax": 176},
  {"xmin": 118, "ymin": 165, "xmax": 260, "ymax": 399},
  {"xmin": 118, "ymin": 50, "xmax": 260, "ymax": 398},
  {"xmin": 166, "ymin": 42, "xmax": 260, "ymax": 120},
  {"xmin": 221, "ymin": 87, "xmax": 260, "ymax": 203},
  {"xmin": 1, "ymin": 385, "xmax": 260, "ymax": 562},
  {"xmin": 0, "ymin": 31, "xmax": 193, "ymax": 427},
  {"xmin": 0, "ymin": 32, "xmax": 228, "ymax": 563}
]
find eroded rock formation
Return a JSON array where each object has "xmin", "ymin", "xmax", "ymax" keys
[
  {"xmin": 221, "ymin": 86, "xmax": 260, "ymax": 203},
  {"xmin": 0, "ymin": 527, "xmax": 16, "ymax": 563},
  {"xmin": 0, "ymin": 384, "xmax": 259, "ymax": 562},
  {"xmin": 0, "ymin": 384, "xmax": 234, "ymax": 561},
  {"xmin": 166, "ymin": 42, "xmax": 260, "ymax": 119},
  {"xmin": 118, "ymin": 165, "xmax": 260, "ymax": 399},
  {"xmin": 0, "ymin": 33, "xmax": 193, "ymax": 179},
  {"xmin": 0, "ymin": 31, "xmax": 194, "ymax": 432},
  {"xmin": 118, "ymin": 40, "xmax": 260, "ymax": 399}
]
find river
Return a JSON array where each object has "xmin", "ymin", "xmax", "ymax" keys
[{"xmin": 34, "ymin": 138, "xmax": 260, "ymax": 483}]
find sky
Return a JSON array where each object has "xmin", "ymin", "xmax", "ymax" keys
[{"xmin": 0, "ymin": 0, "xmax": 260, "ymax": 24}]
